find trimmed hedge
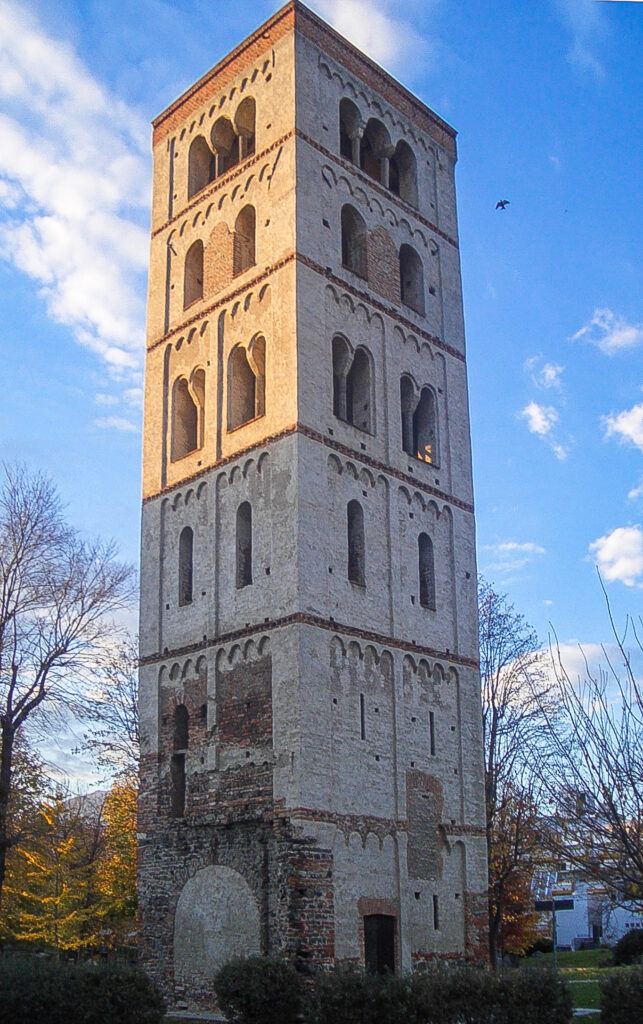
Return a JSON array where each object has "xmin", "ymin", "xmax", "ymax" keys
[
  {"xmin": 0, "ymin": 956, "xmax": 165, "ymax": 1024},
  {"xmin": 213, "ymin": 957, "xmax": 573, "ymax": 1024},
  {"xmin": 214, "ymin": 955, "xmax": 304, "ymax": 1024},
  {"xmin": 600, "ymin": 967, "xmax": 643, "ymax": 1024},
  {"xmin": 612, "ymin": 928, "xmax": 643, "ymax": 966}
]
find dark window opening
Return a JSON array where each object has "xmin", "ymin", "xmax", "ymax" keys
[
  {"xmin": 184, "ymin": 240, "xmax": 204, "ymax": 308},
  {"xmin": 419, "ymin": 533, "xmax": 436, "ymax": 610},
  {"xmin": 399, "ymin": 244, "xmax": 425, "ymax": 315},
  {"xmin": 236, "ymin": 501, "xmax": 252, "ymax": 588},
  {"xmin": 187, "ymin": 136, "xmax": 215, "ymax": 199},
  {"xmin": 339, "ymin": 98, "xmax": 360, "ymax": 163},
  {"xmin": 360, "ymin": 693, "xmax": 366, "ymax": 740},
  {"xmin": 389, "ymin": 140, "xmax": 418, "ymax": 206},
  {"xmin": 429, "ymin": 710, "xmax": 436, "ymax": 755},
  {"xmin": 433, "ymin": 895, "xmax": 440, "ymax": 930},
  {"xmin": 364, "ymin": 914, "xmax": 395, "ymax": 974},
  {"xmin": 233, "ymin": 204, "xmax": 256, "ymax": 276},
  {"xmin": 341, "ymin": 204, "xmax": 367, "ymax": 278},
  {"xmin": 172, "ymin": 377, "xmax": 198, "ymax": 460},
  {"xmin": 170, "ymin": 753, "xmax": 185, "ymax": 817},
  {"xmin": 235, "ymin": 97, "xmax": 256, "ymax": 160},
  {"xmin": 347, "ymin": 500, "xmax": 365, "ymax": 586},
  {"xmin": 178, "ymin": 527, "xmax": 194, "ymax": 606}
]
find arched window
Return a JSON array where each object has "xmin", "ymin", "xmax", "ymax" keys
[
  {"xmin": 399, "ymin": 244, "xmax": 425, "ymax": 315},
  {"xmin": 171, "ymin": 370, "xmax": 204, "ymax": 461},
  {"xmin": 332, "ymin": 339, "xmax": 373, "ymax": 434},
  {"xmin": 233, "ymin": 205, "xmax": 256, "ymax": 276},
  {"xmin": 414, "ymin": 387, "xmax": 437, "ymax": 465},
  {"xmin": 341, "ymin": 204, "xmax": 367, "ymax": 278},
  {"xmin": 178, "ymin": 526, "xmax": 193, "ymax": 606},
  {"xmin": 187, "ymin": 136, "xmax": 215, "ymax": 199},
  {"xmin": 184, "ymin": 240, "xmax": 204, "ymax": 308},
  {"xmin": 360, "ymin": 118, "xmax": 391, "ymax": 185},
  {"xmin": 236, "ymin": 501, "xmax": 252, "ymax": 588},
  {"xmin": 212, "ymin": 116, "xmax": 239, "ymax": 176},
  {"xmin": 235, "ymin": 97, "xmax": 256, "ymax": 160},
  {"xmin": 347, "ymin": 500, "xmax": 365, "ymax": 586},
  {"xmin": 346, "ymin": 348, "xmax": 373, "ymax": 433},
  {"xmin": 339, "ymin": 97, "xmax": 360, "ymax": 163},
  {"xmin": 418, "ymin": 533, "xmax": 436, "ymax": 610},
  {"xmin": 172, "ymin": 378, "xmax": 197, "ymax": 459},
  {"xmin": 389, "ymin": 140, "xmax": 417, "ymax": 206},
  {"xmin": 228, "ymin": 336, "xmax": 265, "ymax": 430},
  {"xmin": 332, "ymin": 335, "xmax": 351, "ymax": 420},
  {"xmin": 400, "ymin": 377, "xmax": 438, "ymax": 465},
  {"xmin": 170, "ymin": 704, "xmax": 189, "ymax": 818}
]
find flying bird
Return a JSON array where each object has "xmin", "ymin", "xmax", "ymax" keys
[{"xmin": 495, "ymin": 199, "xmax": 510, "ymax": 210}]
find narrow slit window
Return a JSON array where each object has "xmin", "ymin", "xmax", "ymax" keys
[
  {"xmin": 433, "ymin": 894, "xmax": 440, "ymax": 930},
  {"xmin": 178, "ymin": 526, "xmax": 193, "ymax": 606},
  {"xmin": 236, "ymin": 501, "xmax": 252, "ymax": 588},
  {"xmin": 360, "ymin": 693, "xmax": 366, "ymax": 740},
  {"xmin": 347, "ymin": 500, "xmax": 365, "ymax": 586},
  {"xmin": 418, "ymin": 533, "xmax": 436, "ymax": 610},
  {"xmin": 429, "ymin": 710, "xmax": 436, "ymax": 756}
]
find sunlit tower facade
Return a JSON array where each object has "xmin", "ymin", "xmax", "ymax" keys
[{"xmin": 138, "ymin": 1, "xmax": 487, "ymax": 1008}]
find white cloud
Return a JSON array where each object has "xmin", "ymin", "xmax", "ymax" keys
[
  {"xmin": 589, "ymin": 525, "xmax": 643, "ymax": 588},
  {"xmin": 603, "ymin": 403, "xmax": 643, "ymax": 453},
  {"xmin": 94, "ymin": 393, "xmax": 119, "ymax": 408},
  {"xmin": 556, "ymin": 0, "xmax": 607, "ymax": 79},
  {"xmin": 572, "ymin": 308, "xmax": 643, "ymax": 355},
  {"xmin": 525, "ymin": 357, "xmax": 565, "ymax": 391},
  {"xmin": 94, "ymin": 416, "xmax": 140, "ymax": 434},
  {"xmin": 521, "ymin": 401, "xmax": 559, "ymax": 437},
  {"xmin": 0, "ymin": 1, "xmax": 149, "ymax": 384},
  {"xmin": 628, "ymin": 480, "xmax": 643, "ymax": 503},
  {"xmin": 313, "ymin": 0, "xmax": 432, "ymax": 74},
  {"xmin": 483, "ymin": 540, "xmax": 546, "ymax": 574}
]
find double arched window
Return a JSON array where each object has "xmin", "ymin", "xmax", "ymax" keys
[
  {"xmin": 400, "ymin": 375, "xmax": 438, "ymax": 466},
  {"xmin": 338, "ymin": 104, "xmax": 418, "ymax": 208},
  {"xmin": 186, "ymin": 99, "xmax": 256, "ymax": 199},
  {"xmin": 332, "ymin": 336, "xmax": 374, "ymax": 434},
  {"xmin": 228, "ymin": 336, "xmax": 265, "ymax": 431}
]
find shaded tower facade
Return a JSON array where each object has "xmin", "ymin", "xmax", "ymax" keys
[{"xmin": 138, "ymin": 1, "xmax": 487, "ymax": 1007}]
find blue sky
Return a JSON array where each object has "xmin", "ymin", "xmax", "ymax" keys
[{"xmin": 0, "ymin": 0, "xmax": 641, "ymax": 669}]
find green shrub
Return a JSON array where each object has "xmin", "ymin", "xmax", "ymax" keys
[
  {"xmin": 600, "ymin": 966, "xmax": 643, "ymax": 1024},
  {"xmin": 213, "ymin": 955, "xmax": 304, "ymax": 1024},
  {"xmin": 313, "ymin": 964, "xmax": 572, "ymax": 1024},
  {"xmin": 0, "ymin": 956, "xmax": 165, "ymax": 1024},
  {"xmin": 612, "ymin": 928, "xmax": 643, "ymax": 966}
]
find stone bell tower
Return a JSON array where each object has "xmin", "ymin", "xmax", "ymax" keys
[{"xmin": 138, "ymin": 0, "xmax": 487, "ymax": 1008}]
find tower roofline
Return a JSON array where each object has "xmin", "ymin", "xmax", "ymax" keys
[{"xmin": 152, "ymin": 0, "xmax": 456, "ymax": 154}]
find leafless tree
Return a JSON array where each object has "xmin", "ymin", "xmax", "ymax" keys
[
  {"xmin": 537, "ymin": 578, "xmax": 643, "ymax": 908},
  {"xmin": 478, "ymin": 579, "xmax": 554, "ymax": 965},
  {"xmin": 80, "ymin": 635, "xmax": 139, "ymax": 781},
  {"xmin": 0, "ymin": 464, "xmax": 135, "ymax": 913}
]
